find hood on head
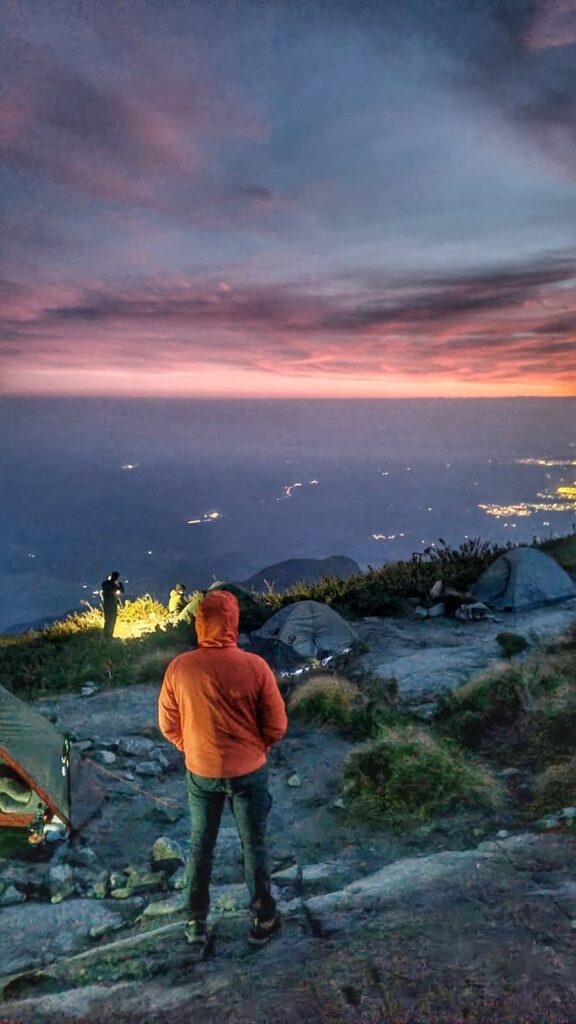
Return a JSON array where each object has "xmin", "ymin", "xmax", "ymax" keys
[{"xmin": 196, "ymin": 590, "xmax": 239, "ymax": 647}]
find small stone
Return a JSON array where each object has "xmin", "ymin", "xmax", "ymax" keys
[
  {"xmin": 561, "ymin": 807, "xmax": 576, "ymax": 819},
  {"xmin": 142, "ymin": 894, "xmax": 186, "ymax": 918},
  {"xmin": 81, "ymin": 684, "xmax": 99, "ymax": 697},
  {"xmin": 135, "ymin": 761, "xmax": 163, "ymax": 777},
  {"xmin": 571, "ymin": 920, "xmax": 576, "ymax": 930},
  {"xmin": 287, "ymin": 773, "xmax": 302, "ymax": 788},
  {"xmin": 151, "ymin": 836, "xmax": 185, "ymax": 867},
  {"xmin": 49, "ymin": 864, "xmax": 75, "ymax": 904},
  {"xmin": 332, "ymin": 798, "xmax": 345, "ymax": 810},
  {"xmin": 87, "ymin": 872, "xmax": 109, "ymax": 899},
  {"xmin": 118, "ymin": 736, "xmax": 155, "ymax": 757},
  {"xmin": 110, "ymin": 887, "xmax": 132, "ymax": 900},
  {"xmin": 89, "ymin": 918, "xmax": 125, "ymax": 940},
  {"xmin": 414, "ymin": 606, "xmax": 429, "ymax": 619},
  {"xmin": 124, "ymin": 772, "xmax": 136, "ymax": 781},
  {"xmin": 150, "ymin": 749, "xmax": 170, "ymax": 769},
  {"xmin": 496, "ymin": 830, "xmax": 510, "ymax": 839},
  {"xmin": 91, "ymin": 750, "xmax": 117, "ymax": 765},
  {"xmin": 123, "ymin": 866, "xmax": 166, "ymax": 895},
  {"xmin": 427, "ymin": 603, "xmax": 445, "ymax": 619},
  {"xmin": 0, "ymin": 885, "xmax": 26, "ymax": 907}
]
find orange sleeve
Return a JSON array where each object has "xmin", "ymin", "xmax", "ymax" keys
[
  {"xmin": 158, "ymin": 665, "xmax": 184, "ymax": 751},
  {"xmin": 258, "ymin": 664, "xmax": 288, "ymax": 747}
]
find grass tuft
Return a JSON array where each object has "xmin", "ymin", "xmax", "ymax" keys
[
  {"xmin": 288, "ymin": 674, "xmax": 361, "ymax": 730},
  {"xmin": 342, "ymin": 725, "xmax": 501, "ymax": 828}
]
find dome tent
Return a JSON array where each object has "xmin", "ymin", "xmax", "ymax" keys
[
  {"xmin": 471, "ymin": 547, "xmax": 576, "ymax": 611},
  {"xmin": 251, "ymin": 600, "xmax": 357, "ymax": 671},
  {"xmin": 0, "ymin": 684, "xmax": 106, "ymax": 833}
]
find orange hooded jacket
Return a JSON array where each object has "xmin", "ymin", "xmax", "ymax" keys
[{"xmin": 158, "ymin": 590, "xmax": 287, "ymax": 778}]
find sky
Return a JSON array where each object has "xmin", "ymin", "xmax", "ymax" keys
[{"xmin": 1, "ymin": 0, "xmax": 576, "ymax": 399}]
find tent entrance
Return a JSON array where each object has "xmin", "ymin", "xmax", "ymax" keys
[{"xmin": 0, "ymin": 756, "xmax": 46, "ymax": 829}]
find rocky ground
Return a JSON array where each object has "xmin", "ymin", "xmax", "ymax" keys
[{"xmin": 1, "ymin": 602, "xmax": 576, "ymax": 1023}]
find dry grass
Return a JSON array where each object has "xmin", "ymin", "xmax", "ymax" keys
[{"xmin": 288, "ymin": 673, "xmax": 361, "ymax": 729}]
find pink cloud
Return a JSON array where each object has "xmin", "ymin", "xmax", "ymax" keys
[
  {"xmin": 524, "ymin": 0, "xmax": 576, "ymax": 50},
  {"xmin": 0, "ymin": 33, "xmax": 272, "ymax": 216},
  {"xmin": 1, "ymin": 259, "xmax": 575, "ymax": 397}
]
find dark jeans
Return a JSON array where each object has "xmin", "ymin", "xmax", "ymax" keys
[
  {"xmin": 186, "ymin": 764, "xmax": 276, "ymax": 923},
  {"xmin": 103, "ymin": 600, "xmax": 117, "ymax": 637}
]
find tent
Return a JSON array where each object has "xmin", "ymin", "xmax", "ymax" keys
[
  {"xmin": 0, "ymin": 685, "xmax": 106, "ymax": 832},
  {"xmin": 251, "ymin": 600, "xmax": 357, "ymax": 670},
  {"xmin": 471, "ymin": 547, "xmax": 576, "ymax": 611}
]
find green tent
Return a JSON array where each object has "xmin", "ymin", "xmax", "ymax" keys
[{"xmin": 0, "ymin": 685, "xmax": 106, "ymax": 832}]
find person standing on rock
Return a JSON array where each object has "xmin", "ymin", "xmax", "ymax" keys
[
  {"xmin": 158, "ymin": 589, "xmax": 287, "ymax": 947},
  {"xmin": 101, "ymin": 570, "xmax": 124, "ymax": 638}
]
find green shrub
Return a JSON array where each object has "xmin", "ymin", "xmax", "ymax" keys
[
  {"xmin": 262, "ymin": 538, "xmax": 508, "ymax": 620},
  {"xmin": 435, "ymin": 664, "xmax": 528, "ymax": 748},
  {"xmin": 531, "ymin": 757, "xmax": 576, "ymax": 814},
  {"xmin": 436, "ymin": 645, "xmax": 576, "ymax": 768},
  {"xmin": 496, "ymin": 632, "xmax": 528, "ymax": 660},
  {"xmin": 342, "ymin": 725, "xmax": 500, "ymax": 828}
]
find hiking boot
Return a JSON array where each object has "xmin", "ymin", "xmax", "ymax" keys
[
  {"xmin": 185, "ymin": 918, "xmax": 208, "ymax": 945},
  {"xmin": 248, "ymin": 914, "xmax": 281, "ymax": 946}
]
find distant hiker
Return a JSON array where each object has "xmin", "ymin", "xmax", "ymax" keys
[
  {"xmin": 168, "ymin": 583, "xmax": 188, "ymax": 616},
  {"xmin": 101, "ymin": 571, "xmax": 124, "ymax": 638},
  {"xmin": 158, "ymin": 590, "xmax": 287, "ymax": 947}
]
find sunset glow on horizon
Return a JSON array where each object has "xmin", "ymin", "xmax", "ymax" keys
[{"xmin": 1, "ymin": 0, "xmax": 576, "ymax": 399}]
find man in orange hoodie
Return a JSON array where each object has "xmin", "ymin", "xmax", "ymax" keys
[{"xmin": 158, "ymin": 590, "xmax": 287, "ymax": 946}]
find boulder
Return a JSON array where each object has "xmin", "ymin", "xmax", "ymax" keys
[
  {"xmin": 0, "ymin": 885, "xmax": 26, "ymax": 907},
  {"xmin": 135, "ymin": 761, "xmax": 163, "ymax": 777},
  {"xmin": 91, "ymin": 749, "xmax": 117, "ymax": 765},
  {"xmin": 111, "ymin": 866, "xmax": 167, "ymax": 899},
  {"xmin": 151, "ymin": 835, "xmax": 185, "ymax": 867},
  {"xmin": 0, "ymin": 900, "xmax": 124, "ymax": 975},
  {"xmin": 150, "ymin": 749, "xmax": 170, "ymax": 769},
  {"xmin": 118, "ymin": 736, "xmax": 156, "ymax": 757}
]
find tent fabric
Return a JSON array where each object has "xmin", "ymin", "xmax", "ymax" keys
[
  {"xmin": 253, "ymin": 600, "xmax": 357, "ymax": 663},
  {"xmin": 0, "ymin": 684, "xmax": 106, "ymax": 830},
  {"xmin": 471, "ymin": 547, "xmax": 576, "ymax": 611},
  {"xmin": 0, "ymin": 685, "xmax": 70, "ymax": 822}
]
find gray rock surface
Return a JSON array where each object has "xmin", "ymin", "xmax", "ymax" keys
[{"xmin": 0, "ymin": 900, "xmax": 125, "ymax": 975}]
